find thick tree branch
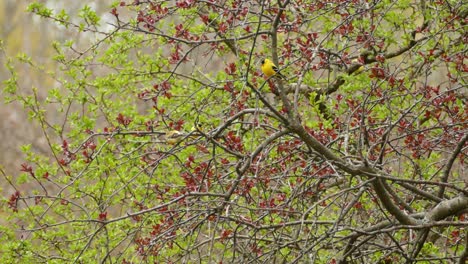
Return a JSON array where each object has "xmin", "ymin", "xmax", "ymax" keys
[
  {"xmin": 370, "ymin": 178, "xmax": 418, "ymax": 225},
  {"xmin": 382, "ymin": 180, "xmax": 414, "ymax": 213},
  {"xmin": 410, "ymin": 195, "xmax": 468, "ymax": 262},
  {"xmin": 289, "ymin": 123, "xmax": 418, "ymax": 225},
  {"xmin": 426, "ymin": 195, "xmax": 468, "ymax": 221}
]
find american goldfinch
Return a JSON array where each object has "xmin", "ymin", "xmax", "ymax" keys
[
  {"xmin": 165, "ymin": 130, "xmax": 185, "ymax": 145},
  {"xmin": 350, "ymin": 59, "xmax": 365, "ymax": 75},
  {"xmin": 261, "ymin": 58, "xmax": 286, "ymax": 79},
  {"xmin": 191, "ymin": 123, "xmax": 203, "ymax": 132},
  {"xmin": 165, "ymin": 128, "xmax": 203, "ymax": 145}
]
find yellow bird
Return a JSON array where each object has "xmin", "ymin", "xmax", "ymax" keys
[
  {"xmin": 190, "ymin": 123, "xmax": 203, "ymax": 132},
  {"xmin": 261, "ymin": 58, "xmax": 286, "ymax": 79},
  {"xmin": 165, "ymin": 128, "xmax": 202, "ymax": 145},
  {"xmin": 165, "ymin": 130, "xmax": 185, "ymax": 145},
  {"xmin": 350, "ymin": 58, "xmax": 365, "ymax": 75}
]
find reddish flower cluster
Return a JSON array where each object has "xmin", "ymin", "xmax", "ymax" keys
[
  {"xmin": 7, "ymin": 191, "xmax": 20, "ymax": 212},
  {"xmin": 116, "ymin": 113, "xmax": 133, "ymax": 127}
]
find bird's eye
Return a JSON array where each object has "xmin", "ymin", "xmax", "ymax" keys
[{"xmin": 261, "ymin": 59, "xmax": 265, "ymax": 64}]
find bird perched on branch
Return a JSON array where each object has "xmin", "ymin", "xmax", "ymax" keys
[
  {"xmin": 165, "ymin": 125, "xmax": 204, "ymax": 145},
  {"xmin": 261, "ymin": 58, "xmax": 286, "ymax": 79},
  {"xmin": 165, "ymin": 130, "xmax": 186, "ymax": 145}
]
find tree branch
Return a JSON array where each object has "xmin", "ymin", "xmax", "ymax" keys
[
  {"xmin": 437, "ymin": 133, "xmax": 468, "ymax": 198},
  {"xmin": 426, "ymin": 195, "xmax": 468, "ymax": 221},
  {"xmin": 459, "ymin": 228, "xmax": 468, "ymax": 264}
]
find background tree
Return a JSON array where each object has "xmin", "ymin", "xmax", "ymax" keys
[
  {"xmin": 0, "ymin": 0, "xmax": 109, "ymax": 189},
  {"xmin": 1, "ymin": 0, "xmax": 467, "ymax": 263}
]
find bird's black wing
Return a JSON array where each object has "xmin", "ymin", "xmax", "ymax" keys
[
  {"xmin": 272, "ymin": 65, "xmax": 280, "ymax": 73},
  {"xmin": 272, "ymin": 65, "xmax": 286, "ymax": 79}
]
